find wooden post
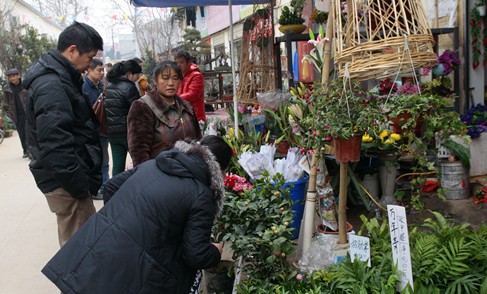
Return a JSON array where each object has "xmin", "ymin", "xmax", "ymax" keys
[
  {"xmin": 301, "ymin": 0, "xmax": 335, "ymax": 256},
  {"xmin": 338, "ymin": 162, "xmax": 349, "ymax": 244}
]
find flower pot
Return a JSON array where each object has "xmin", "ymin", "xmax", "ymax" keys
[
  {"xmin": 439, "ymin": 161, "xmax": 470, "ymax": 200},
  {"xmin": 4, "ymin": 130, "xmax": 13, "ymax": 138},
  {"xmin": 334, "ymin": 135, "xmax": 362, "ymax": 163},
  {"xmin": 278, "ymin": 24, "xmax": 307, "ymax": 34},
  {"xmin": 478, "ymin": 5, "xmax": 486, "ymax": 16},
  {"xmin": 432, "ymin": 63, "xmax": 447, "ymax": 76},
  {"xmin": 277, "ymin": 140, "xmax": 290, "ymax": 155},
  {"xmin": 282, "ymin": 175, "xmax": 309, "ymax": 239},
  {"xmin": 203, "ymin": 260, "xmax": 235, "ymax": 294},
  {"xmin": 388, "ymin": 112, "xmax": 425, "ymax": 137},
  {"xmin": 378, "ymin": 153, "xmax": 399, "ymax": 205}
]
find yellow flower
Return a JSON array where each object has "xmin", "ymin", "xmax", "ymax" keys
[
  {"xmin": 362, "ymin": 133, "xmax": 373, "ymax": 142},
  {"xmin": 390, "ymin": 133, "xmax": 401, "ymax": 141},
  {"xmin": 227, "ymin": 127, "xmax": 235, "ymax": 138},
  {"xmin": 379, "ymin": 130, "xmax": 390, "ymax": 138},
  {"xmin": 384, "ymin": 138, "xmax": 394, "ymax": 144}
]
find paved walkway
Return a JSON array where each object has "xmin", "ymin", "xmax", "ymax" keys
[{"xmin": 0, "ymin": 131, "xmax": 103, "ymax": 293}]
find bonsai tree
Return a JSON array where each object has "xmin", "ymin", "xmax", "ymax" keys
[{"xmin": 278, "ymin": 0, "xmax": 306, "ymax": 26}]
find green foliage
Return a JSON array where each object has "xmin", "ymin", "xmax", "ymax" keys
[
  {"xmin": 442, "ymin": 139, "xmax": 471, "ymax": 168},
  {"xmin": 306, "ymin": 79, "xmax": 380, "ymax": 141},
  {"xmin": 0, "ymin": 23, "xmax": 55, "ymax": 73},
  {"xmin": 177, "ymin": 27, "xmax": 211, "ymax": 64},
  {"xmin": 278, "ymin": 0, "xmax": 306, "ymax": 25},
  {"xmin": 222, "ymin": 173, "xmax": 296, "ymax": 281},
  {"xmin": 234, "ymin": 212, "xmax": 487, "ymax": 293}
]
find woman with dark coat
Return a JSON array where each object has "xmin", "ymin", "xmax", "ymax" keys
[
  {"xmin": 42, "ymin": 135, "xmax": 233, "ymax": 294},
  {"xmin": 105, "ymin": 59, "xmax": 142, "ymax": 176},
  {"xmin": 128, "ymin": 61, "xmax": 201, "ymax": 167}
]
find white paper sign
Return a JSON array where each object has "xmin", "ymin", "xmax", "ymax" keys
[
  {"xmin": 349, "ymin": 234, "xmax": 371, "ymax": 267},
  {"xmin": 388, "ymin": 205, "xmax": 414, "ymax": 292}
]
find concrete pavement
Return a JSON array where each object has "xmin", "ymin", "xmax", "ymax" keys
[{"xmin": 0, "ymin": 131, "xmax": 103, "ymax": 293}]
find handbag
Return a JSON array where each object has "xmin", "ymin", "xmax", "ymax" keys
[{"xmin": 93, "ymin": 93, "xmax": 107, "ymax": 136}]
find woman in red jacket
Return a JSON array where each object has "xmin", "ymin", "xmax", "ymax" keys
[{"xmin": 175, "ymin": 51, "xmax": 206, "ymax": 122}]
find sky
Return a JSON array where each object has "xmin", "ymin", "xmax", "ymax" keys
[{"xmin": 23, "ymin": 0, "xmax": 136, "ymax": 45}]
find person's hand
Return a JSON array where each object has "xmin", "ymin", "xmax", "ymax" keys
[{"xmin": 212, "ymin": 242, "xmax": 223, "ymax": 253}]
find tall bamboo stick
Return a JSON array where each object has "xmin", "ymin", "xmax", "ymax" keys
[{"xmin": 301, "ymin": 0, "xmax": 336, "ymax": 256}]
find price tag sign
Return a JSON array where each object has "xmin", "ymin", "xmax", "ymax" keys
[
  {"xmin": 388, "ymin": 205, "xmax": 414, "ymax": 292},
  {"xmin": 349, "ymin": 234, "xmax": 371, "ymax": 267}
]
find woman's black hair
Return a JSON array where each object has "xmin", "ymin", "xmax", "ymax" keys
[
  {"xmin": 106, "ymin": 59, "xmax": 142, "ymax": 82},
  {"xmin": 152, "ymin": 60, "xmax": 183, "ymax": 81},
  {"xmin": 200, "ymin": 135, "xmax": 233, "ymax": 171}
]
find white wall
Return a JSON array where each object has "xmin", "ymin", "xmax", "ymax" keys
[{"xmin": 3, "ymin": 0, "xmax": 62, "ymax": 40}]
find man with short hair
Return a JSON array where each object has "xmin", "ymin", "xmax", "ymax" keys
[
  {"xmin": 23, "ymin": 21, "xmax": 104, "ymax": 247},
  {"xmin": 175, "ymin": 51, "xmax": 206, "ymax": 122},
  {"xmin": 3, "ymin": 68, "xmax": 29, "ymax": 158},
  {"xmin": 82, "ymin": 58, "xmax": 109, "ymax": 200}
]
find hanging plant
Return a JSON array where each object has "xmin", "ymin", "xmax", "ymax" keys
[{"xmin": 470, "ymin": 7, "xmax": 482, "ymax": 68}]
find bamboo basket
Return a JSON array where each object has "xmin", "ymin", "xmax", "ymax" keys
[{"xmin": 333, "ymin": 0, "xmax": 437, "ymax": 80}]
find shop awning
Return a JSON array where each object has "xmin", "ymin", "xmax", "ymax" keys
[{"xmin": 131, "ymin": 0, "xmax": 268, "ymax": 7}]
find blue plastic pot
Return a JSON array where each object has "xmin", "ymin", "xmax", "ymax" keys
[{"xmin": 282, "ymin": 174, "xmax": 309, "ymax": 239}]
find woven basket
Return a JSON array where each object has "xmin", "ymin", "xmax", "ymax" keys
[{"xmin": 333, "ymin": 0, "xmax": 437, "ymax": 80}]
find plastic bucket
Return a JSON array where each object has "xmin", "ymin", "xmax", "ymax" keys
[
  {"xmin": 282, "ymin": 175, "xmax": 309, "ymax": 239},
  {"xmin": 439, "ymin": 162, "xmax": 470, "ymax": 200}
]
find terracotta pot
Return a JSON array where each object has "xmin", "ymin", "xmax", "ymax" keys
[
  {"xmin": 317, "ymin": 223, "xmax": 353, "ymax": 235},
  {"xmin": 389, "ymin": 112, "xmax": 425, "ymax": 137},
  {"xmin": 277, "ymin": 140, "xmax": 290, "ymax": 155},
  {"xmin": 333, "ymin": 135, "xmax": 362, "ymax": 163}
]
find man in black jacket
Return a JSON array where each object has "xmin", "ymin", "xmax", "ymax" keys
[
  {"xmin": 3, "ymin": 68, "xmax": 29, "ymax": 158},
  {"xmin": 23, "ymin": 22, "xmax": 103, "ymax": 247}
]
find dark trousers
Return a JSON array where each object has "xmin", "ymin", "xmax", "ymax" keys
[
  {"xmin": 109, "ymin": 136, "xmax": 128, "ymax": 176},
  {"xmin": 16, "ymin": 114, "xmax": 28, "ymax": 154},
  {"xmin": 100, "ymin": 136, "xmax": 110, "ymax": 189}
]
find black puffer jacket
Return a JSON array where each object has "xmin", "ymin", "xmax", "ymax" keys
[
  {"xmin": 42, "ymin": 140, "xmax": 224, "ymax": 294},
  {"xmin": 104, "ymin": 76, "xmax": 140, "ymax": 136},
  {"xmin": 23, "ymin": 49, "xmax": 102, "ymax": 198}
]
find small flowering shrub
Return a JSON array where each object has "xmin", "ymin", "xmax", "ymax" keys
[
  {"xmin": 460, "ymin": 103, "xmax": 487, "ymax": 139},
  {"xmin": 220, "ymin": 172, "xmax": 297, "ymax": 282}
]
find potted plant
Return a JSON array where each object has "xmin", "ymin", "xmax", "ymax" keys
[
  {"xmin": 206, "ymin": 174, "xmax": 254, "ymax": 294},
  {"xmin": 303, "ymin": 79, "xmax": 380, "ymax": 162},
  {"xmin": 219, "ymin": 172, "xmax": 297, "ymax": 286},
  {"xmin": 278, "ymin": 0, "xmax": 307, "ymax": 34},
  {"xmin": 0, "ymin": 111, "xmax": 15, "ymax": 137},
  {"xmin": 421, "ymin": 50, "xmax": 461, "ymax": 77}
]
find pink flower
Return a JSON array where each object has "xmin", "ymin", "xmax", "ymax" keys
[{"xmin": 296, "ymin": 274, "xmax": 303, "ymax": 281}]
